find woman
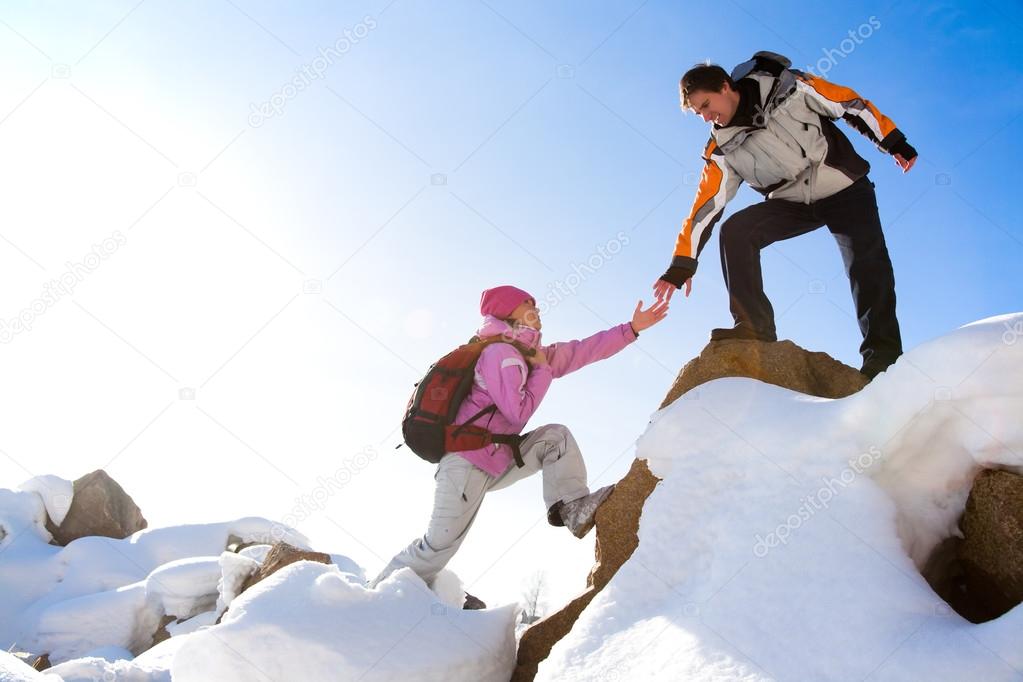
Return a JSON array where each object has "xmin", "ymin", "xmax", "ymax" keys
[{"xmin": 372, "ymin": 285, "xmax": 669, "ymax": 595}]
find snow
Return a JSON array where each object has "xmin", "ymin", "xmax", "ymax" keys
[
  {"xmin": 431, "ymin": 568, "xmax": 468, "ymax": 609},
  {"xmin": 536, "ymin": 313, "xmax": 1023, "ymax": 681},
  {"xmin": 0, "ymin": 651, "xmax": 60, "ymax": 681},
  {"xmin": 0, "ymin": 500, "xmax": 513, "ymax": 680},
  {"xmin": 214, "ymin": 551, "xmax": 261, "ymax": 618},
  {"xmin": 1, "ymin": 314, "xmax": 1020, "ymax": 680},
  {"xmin": 18, "ymin": 476, "xmax": 73, "ymax": 527},
  {"xmin": 145, "ymin": 556, "xmax": 221, "ymax": 619},
  {"xmin": 172, "ymin": 564, "xmax": 518, "ymax": 681}
]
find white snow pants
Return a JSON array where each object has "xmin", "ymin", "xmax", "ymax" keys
[{"xmin": 371, "ymin": 423, "xmax": 589, "ymax": 588}]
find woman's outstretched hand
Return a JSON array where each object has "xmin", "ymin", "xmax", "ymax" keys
[{"xmin": 631, "ymin": 298, "xmax": 669, "ymax": 334}]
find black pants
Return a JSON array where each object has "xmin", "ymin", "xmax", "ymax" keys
[{"xmin": 719, "ymin": 176, "xmax": 902, "ymax": 367}]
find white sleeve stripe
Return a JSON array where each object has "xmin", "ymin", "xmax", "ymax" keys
[
  {"xmin": 689, "ymin": 161, "xmax": 731, "ymax": 257},
  {"xmin": 500, "ymin": 356, "xmax": 528, "ymax": 393},
  {"xmin": 798, "ymin": 80, "xmax": 885, "ymax": 143},
  {"xmin": 500, "ymin": 356, "xmax": 527, "ymax": 373}
]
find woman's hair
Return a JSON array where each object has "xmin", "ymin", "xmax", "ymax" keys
[{"xmin": 679, "ymin": 63, "xmax": 733, "ymax": 111}]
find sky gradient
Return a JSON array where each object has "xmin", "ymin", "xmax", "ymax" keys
[{"xmin": 1, "ymin": 0, "xmax": 1020, "ymax": 608}]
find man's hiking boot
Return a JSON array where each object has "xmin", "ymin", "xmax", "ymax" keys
[
  {"xmin": 860, "ymin": 357, "xmax": 897, "ymax": 380},
  {"xmin": 710, "ymin": 326, "xmax": 777, "ymax": 342},
  {"xmin": 557, "ymin": 485, "xmax": 616, "ymax": 539},
  {"xmin": 463, "ymin": 592, "xmax": 487, "ymax": 610}
]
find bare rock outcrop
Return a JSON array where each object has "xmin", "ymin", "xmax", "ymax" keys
[{"xmin": 926, "ymin": 468, "xmax": 1023, "ymax": 622}]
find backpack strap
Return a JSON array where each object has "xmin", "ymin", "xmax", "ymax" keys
[
  {"xmin": 491, "ymin": 433, "xmax": 526, "ymax": 468},
  {"xmin": 453, "ymin": 338, "xmax": 536, "ymax": 468},
  {"xmin": 451, "ymin": 403, "xmax": 498, "ymax": 439}
]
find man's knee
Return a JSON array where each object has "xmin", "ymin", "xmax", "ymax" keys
[
  {"xmin": 720, "ymin": 207, "xmax": 763, "ymax": 250},
  {"xmin": 719, "ymin": 214, "xmax": 744, "ymax": 248}
]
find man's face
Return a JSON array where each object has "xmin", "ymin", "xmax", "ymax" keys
[{"xmin": 688, "ymin": 84, "xmax": 739, "ymax": 126}]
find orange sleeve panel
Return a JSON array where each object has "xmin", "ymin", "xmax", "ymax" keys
[
  {"xmin": 673, "ymin": 141, "xmax": 723, "ymax": 259},
  {"xmin": 800, "ymin": 74, "xmax": 898, "ymax": 142}
]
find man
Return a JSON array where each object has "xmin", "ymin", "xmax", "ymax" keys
[{"xmin": 652, "ymin": 51, "xmax": 917, "ymax": 378}]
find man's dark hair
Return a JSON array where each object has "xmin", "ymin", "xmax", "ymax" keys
[{"xmin": 679, "ymin": 63, "xmax": 733, "ymax": 111}]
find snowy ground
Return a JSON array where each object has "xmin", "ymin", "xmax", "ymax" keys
[
  {"xmin": 2, "ymin": 314, "xmax": 1020, "ymax": 681},
  {"xmin": 537, "ymin": 313, "xmax": 1023, "ymax": 681},
  {"xmin": 0, "ymin": 492, "xmax": 516, "ymax": 681}
]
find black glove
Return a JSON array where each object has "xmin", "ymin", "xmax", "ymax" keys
[
  {"xmin": 660, "ymin": 257, "xmax": 697, "ymax": 288},
  {"xmin": 890, "ymin": 138, "xmax": 917, "ymax": 161}
]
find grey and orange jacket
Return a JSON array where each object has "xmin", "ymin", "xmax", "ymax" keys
[{"xmin": 661, "ymin": 51, "xmax": 917, "ymax": 288}]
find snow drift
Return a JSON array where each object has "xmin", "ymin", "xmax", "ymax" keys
[
  {"xmin": 2, "ymin": 314, "xmax": 1020, "ymax": 681},
  {"xmin": 536, "ymin": 313, "xmax": 1023, "ymax": 681}
]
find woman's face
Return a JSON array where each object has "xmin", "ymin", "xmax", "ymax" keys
[{"xmin": 509, "ymin": 298, "xmax": 541, "ymax": 330}]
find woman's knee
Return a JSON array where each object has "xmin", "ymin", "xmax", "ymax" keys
[
  {"xmin": 538, "ymin": 423, "xmax": 571, "ymax": 437},
  {"xmin": 533, "ymin": 423, "xmax": 573, "ymax": 447}
]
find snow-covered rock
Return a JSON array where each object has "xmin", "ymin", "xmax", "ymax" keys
[
  {"xmin": 0, "ymin": 514, "xmax": 313, "ymax": 668},
  {"xmin": 18, "ymin": 476, "xmax": 73, "ymax": 527},
  {"xmin": 172, "ymin": 563, "xmax": 518, "ymax": 681},
  {"xmin": 145, "ymin": 556, "xmax": 221, "ymax": 620},
  {"xmin": 536, "ymin": 313, "xmax": 1023, "ymax": 681}
]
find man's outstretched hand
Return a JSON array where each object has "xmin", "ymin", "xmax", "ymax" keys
[
  {"xmin": 894, "ymin": 153, "xmax": 916, "ymax": 173},
  {"xmin": 652, "ymin": 277, "xmax": 692, "ymax": 303},
  {"xmin": 632, "ymin": 298, "xmax": 670, "ymax": 333}
]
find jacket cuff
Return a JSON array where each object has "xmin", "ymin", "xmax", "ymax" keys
[
  {"xmin": 889, "ymin": 138, "xmax": 917, "ymax": 161},
  {"xmin": 879, "ymin": 128, "xmax": 909, "ymax": 155},
  {"xmin": 661, "ymin": 256, "xmax": 697, "ymax": 288}
]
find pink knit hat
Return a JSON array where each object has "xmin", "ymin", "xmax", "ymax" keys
[{"xmin": 479, "ymin": 285, "xmax": 534, "ymax": 318}]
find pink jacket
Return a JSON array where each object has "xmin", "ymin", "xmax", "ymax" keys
[{"xmin": 452, "ymin": 315, "xmax": 638, "ymax": 476}]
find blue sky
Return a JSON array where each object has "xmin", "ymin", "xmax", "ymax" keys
[{"xmin": 1, "ymin": 1, "xmax": 1020, "ymax": 607}]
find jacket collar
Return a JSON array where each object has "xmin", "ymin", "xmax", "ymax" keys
[
  {"xmin": 475, "ymin": 315, "xmax": 542, "ymax": 350},
  {"xmin": 711, "ymin": 71, "xmax": 799, "ymax": 151}
]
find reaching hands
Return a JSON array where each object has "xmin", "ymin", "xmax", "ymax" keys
[{"xmin": 631, "ymin": 298, "xmax": 670, "ymax": 334}]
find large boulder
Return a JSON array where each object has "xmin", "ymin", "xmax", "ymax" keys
[
  {"xmin": 49, "ymin": 470, "xmax": 147, "ymax": 546},
  {"xmin": 513, "ymin": 338, "xmax": 868, "ymax": 680}
]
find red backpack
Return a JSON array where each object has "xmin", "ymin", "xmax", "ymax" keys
[{"xmin": 401, "ymin": 336, "xmax": 534, "ymax": 467}]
